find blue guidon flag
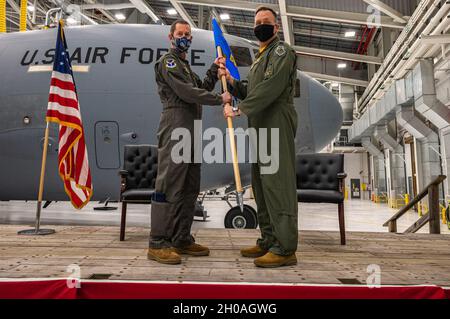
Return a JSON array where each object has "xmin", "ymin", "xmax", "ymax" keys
[
  {"xmin": 46, "ymin": 20, "xmax": 93, "ymax": 209},
  {"xmin": 212, "ymin": 18, "xmax": 240, "ymax": 81}
]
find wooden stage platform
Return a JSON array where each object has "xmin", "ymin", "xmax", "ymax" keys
[{"xmin": 1, "ymin": 225, "xmax": 450, "ymax": 287}]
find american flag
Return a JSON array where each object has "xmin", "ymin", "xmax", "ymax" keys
[{"xmin": 46, "ymin": 21, "xmax": 93, "ymax": 209}]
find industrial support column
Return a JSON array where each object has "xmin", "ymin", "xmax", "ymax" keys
[
  {"xmin": 413, "ymin": 59, "xmax": 450, "ymax": 197},
  {"xmin": 374, "ymin": 124, "xmax": 407, "ymax": 201},
  {"xmin": 339, "ymin": 84, "xmax": 355, "ymax": 126},
  {"xmin": 362, "ymin": 137, "xmax": 386, "ymax": 197},
  {"xmin": 397, "ymin": 105, "xmax": 441, "ymax": 210}
]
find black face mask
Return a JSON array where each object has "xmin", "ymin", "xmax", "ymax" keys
[{"xmin": 254, "ymin": 24, "xmax": 275, "ymax": 42}]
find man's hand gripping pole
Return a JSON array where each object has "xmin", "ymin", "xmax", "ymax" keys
[{"xmin": 217, "ymin": 46, "xmax": 244, "ymax": 212}]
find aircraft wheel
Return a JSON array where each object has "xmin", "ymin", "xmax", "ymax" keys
[{"xmin": 224, "ymin": 205, "xmax": 258, "ymax": 229}]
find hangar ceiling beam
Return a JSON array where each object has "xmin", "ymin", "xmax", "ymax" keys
[
  {"xmin": 304, "ymin": 71, "xmax": 369, "ymax": 87},
  {"xmin": 81, "ymin": 3, "xmax": 136, "ymax": 10},
  {"xmin": 177, "ymin": 0, "xmax": 406, "ymax": 28},
  {"xmin": 287, "ymin": 5, "xmax": 405, "ymax": 29},
  {"xmin": 6, "ymin": 16, "xmax": 20, "ymax": 27},
  {"xmin": 129, "ymin": 0, "xmax": 162, "ymax": 23},
  {"xmin": 278, "ymin": 0, "xmax": 293, "ymax": 45},
  {"xmin": 6, "ymin": 0, "xmax": 32, "ymax": 28},
  {"xmin": 83, "ymin": 0, "xmax": 117, "ymax": 23},
  {"xmin": 168, "ymin": 0, "xmax": 197, "ymax": 27},
  {"xmin": 294, "ymin": 45, "xmax": 383, "ymax": 65},
  {"xmin": 198, "ymin": 5, "xmax": 204, "ymax": 29},
  {"xmin": 210, "ymin": 7, "xmax": 227, "ymax": 33},
  {"xmin": 220, "ymin": 19, "xmax": 360, "ymax": 42},
  {"xmin": 362, "ymin": 0, "xmax": 408, "ymax": 23}
]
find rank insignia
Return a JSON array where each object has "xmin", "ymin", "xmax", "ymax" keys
[{"xmin": 275, "ymin": 45, "xmax": 286, "ymax": 57}]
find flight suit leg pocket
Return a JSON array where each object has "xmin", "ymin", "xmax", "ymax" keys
[
  {"xmin": 261, "ymin": 180, "xmax": 298, "ymax": 255},
  {"xmin": 150, "ymin": 201, "xmax": 177, "ymax": 239},
  {"xmin": 260, "ymin": 174, "xmax": 293, "ymax": 215}
]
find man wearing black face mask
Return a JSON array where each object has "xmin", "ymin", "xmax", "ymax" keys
[
  {"xmin": 220, "ymin": 6, "xmax": 299, "ymax": 268},
  {"xmin": 148, "ymin": 20, "xmax": 232, "ymax": 265}
]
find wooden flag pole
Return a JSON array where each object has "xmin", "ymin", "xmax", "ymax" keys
[
  {"xmin": 18, "ymin": 121, "xmax": 55, "ymax": 236},
  {"xmin": 217, "ymin": 46, "xmax": 244, "ymax": 212}
]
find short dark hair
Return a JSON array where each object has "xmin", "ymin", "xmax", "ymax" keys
[
  {"xmin": 170, "ymin": 19, "xmax": 190, "ymax": 34},
  {"xmin": 255, "ymin": 6, "xmax": 277, "ymax": 20}
]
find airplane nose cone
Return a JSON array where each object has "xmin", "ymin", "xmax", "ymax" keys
[{"xmin": 295, "ymin": 72, "xmax": 343, "ymax": 153}]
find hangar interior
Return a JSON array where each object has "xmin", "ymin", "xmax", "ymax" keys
[
  {"xmin": 3, "ymin": 0, "xmax": 450, "ymax": 293},
  {"xmin": 0, "ymin": 0, "xmax": 449, "ymax": 234}
]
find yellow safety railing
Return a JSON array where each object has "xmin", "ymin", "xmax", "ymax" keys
[
  {"xmin": 404, "ymin": 194, "xmax": 410, "ymax": 205},
  {"xmin": 20, "ymin": 0, "xmax": 27, "ymax": 32},
  {"xmin": 374, "ymin": 193, "xmax": 388, "ymax": 203},
  {"xmin": 441, "ymin": 204, "xmax": 447, "ymax": 224},
  {"xmin": 378, "ymin": 193, "xmax": 446, "ymax": 217},
  {"xmin": 383, "ymin": 175, "xmax": 446, "ymax": 234},
  {"xmin": 0, "ymin": 0, "xmax": 6, "ymax": 33},
  {"xmin": 417, "ymin": 201, "xmax": 429, "ymax": 217},
  {"xmin": 388, "ymin": 197, "xmax": 408, "ymax": 209},
  {"xmin": 441, "ymin": 199, "xmax": 449, "ymax": 225}
]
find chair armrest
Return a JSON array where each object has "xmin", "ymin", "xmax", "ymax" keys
[
  {"xmin": 119, "ymin": 170, "xmax": 128, "ymax": 195},
  {"xmin": 119, "ymin": 170, "xmax": 129, "ymax": 177},
  {"xmin": 337, "ymin": 173, "xmax": 346, "ymax": 194},
  {"xmin": 337, "ymin": 173, "xmax": 347, "ymax": 179}
]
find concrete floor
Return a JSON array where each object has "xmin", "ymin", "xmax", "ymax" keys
[{"xmin": 1, "ymin": 198, "xmax": 449, "ymax": 234}]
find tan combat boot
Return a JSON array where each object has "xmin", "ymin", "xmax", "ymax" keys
[
  {"xmin": 254, "ymin": 252, "xmax": 297, "ymax": 268},
  {"xmin": 147, "ymin": 248, "xmax": 181, "ymax": 265},
  {"xmin": 175, "ymin": 243, "xmax": 210, "ymax": 256},
  {"xmin": 240, "ymin": 245, "xmax": 268, "ymax": 258}
]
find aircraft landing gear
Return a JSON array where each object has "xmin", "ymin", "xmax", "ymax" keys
[
  {"xmin": 194, "ymin": 199, "xmax": 208, "ymax": 222},
  {"xmin": 224, "ymin": 205, "xmax": 258, "ymax": 229},
  {"xmin": 94, "ymin": 198, "xmax": 118, "ymax": 211}
]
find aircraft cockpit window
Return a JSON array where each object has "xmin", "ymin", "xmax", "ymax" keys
[{"xmin": 230, "ymin": 46, "xmax": 252, "ymax": 67}]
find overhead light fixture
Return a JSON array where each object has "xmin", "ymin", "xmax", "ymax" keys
[
  {"xmin": 115, "ymin": 13, "xmax": 126, "ymax": 21},
  {"xmin": 337, "ymin": 63, "xmax": 347, "ymax": 69},
  {"xmin": 344, "ymin": 31, "xmax": 356, "ymax": 38},
  {"xmin": 220, "ymin": 13, "xmax": 230, "ymax": 20},
  {"xmin": 27, "ymin": 5, "xmax": 35, "ymax": 12},
  {"xmin": 167, "ymin": 8, "xmax": 177, "ymax": 15},
  {"xmin": 66, "ymin": 17, "xmax": 77, "ymax": 25},
  {"xmin": 331, "ymin": 82, "xmax": 339, "ymax": 88}
]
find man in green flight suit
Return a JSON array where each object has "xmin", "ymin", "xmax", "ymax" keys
[
  {"xmin": 220, "ymin": 6, "xmax": 299, "ymax": 268},
  {"xmin": 148, "ymin": 20, "xmax": 231, "ymax": 265}
]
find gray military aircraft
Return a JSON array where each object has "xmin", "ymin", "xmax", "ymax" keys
[{"xmin": 0, "ymin": 24, "xmax": 343, "ymax": 227}]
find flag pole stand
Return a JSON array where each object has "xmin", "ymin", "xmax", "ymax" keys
[
  {"xmin": 18, "ymin": 122, "xmax": 55, "ymax": 236},
  {"xmin": 217, "ymin": 46, "xmax": 244, "ymax": 213}
]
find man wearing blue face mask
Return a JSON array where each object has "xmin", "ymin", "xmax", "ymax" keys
[{"xmin": 148, "ymin": 20, "xmax": 232, "ymax": 265}]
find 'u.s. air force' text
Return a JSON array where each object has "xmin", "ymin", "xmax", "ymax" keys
[{"xmin": 20, "ymin": 47, "xmax": 206, "ymax": 66}]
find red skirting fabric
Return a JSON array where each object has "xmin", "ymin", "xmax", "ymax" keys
[
  {"xmin": 0, "ymin": 280, "xmax": 76, "ymax": 299},
  {"xmin": 77, "ymin": 282, "xmax": 448, "ymax": 299},
  {"xmin": 0, "ymin": 280, "xmax": 448, "ymax": 299}
]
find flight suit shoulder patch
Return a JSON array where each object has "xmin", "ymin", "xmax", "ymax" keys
[
  {"xmin": 164, "ymin": 57, "xmax": 177, "ymax": 70},
  {"xmin": 275, "ymin": 45, "xmax": 286, "ymax": 57}
]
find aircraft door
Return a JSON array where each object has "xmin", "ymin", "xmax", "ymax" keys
[{"xmin": 95, "ymin": 121, "xmax": 120, "ymax": 169}]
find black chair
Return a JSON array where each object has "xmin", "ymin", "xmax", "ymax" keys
[
  {"xmin": 119, "ymin": 145, "xmax": 158, "ymax": 241},
  {"xmin": 296, "ymin": 153, "xmax": 347, "ymax": 245}
]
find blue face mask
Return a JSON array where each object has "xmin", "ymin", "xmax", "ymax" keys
[{"xmin": 172, "ymin": 36, "xmax": 192, "ymax": 53}]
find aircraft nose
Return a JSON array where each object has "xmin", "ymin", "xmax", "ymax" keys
[{"xmin": 295, "ymin": 72, "xmax": 343, "ymax": 153}]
